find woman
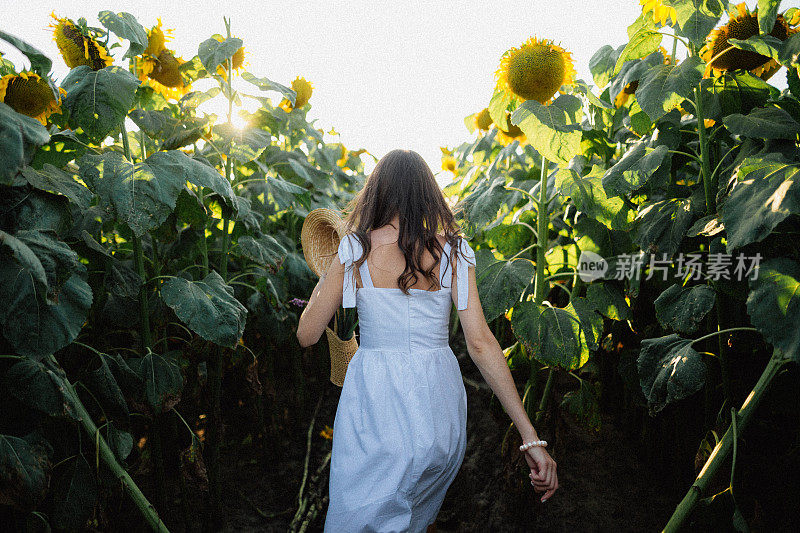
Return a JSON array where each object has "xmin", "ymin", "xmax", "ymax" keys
[{"xmin": 296, "ymin": 149, "xmax": 558, "ymax": 532}]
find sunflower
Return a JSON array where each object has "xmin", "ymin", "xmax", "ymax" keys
[
  {"xmin": 442, "ymin": 156, "xmax": 457, "ymax": 172},
  {"xmin": 0, "ymin": 71, "xmax": 66, "ymax": 125},
  {"xmin": 278, "ymin": 76, "xmax": 314, "ymax": 112},
  {"xmin": 48, "ymin": 12, "xmax": 113, "ymax": 70},
  {"xmin": 144, "ymin": 17, "xmax": 173, "ymax": 56},
  {"xmin": 137, "ymin": 49, "xmax": 192, "ymax": 100},
  {"xmin": 495, "ymin": 36, "xmax": 576, "ymax": 105},
  {"xmin": 472, "ymin": 107, "xmax": 493, "ymax": 131},
  {"xmin": 701, "ymin": 2, "xmax": 799, "ymax": 77},
  {"xmin": 336, "ymin": 144, "xmax": 348, "ymax": 167},
  {"xmin": 136, "ymin": 19, "xmax": 191, "ymax": 100},
  {"xmin": 496, "ymin": 112, "xmax": 527, "ymax": 146},
  {"xmin": 640, "ymin": 0, "xmax": 677, "ymax": 26},
  {"xmin": 213, "ymin": 35, "xmax": 248, "ymax": 77}
]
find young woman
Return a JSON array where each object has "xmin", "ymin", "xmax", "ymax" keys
[{"xmin": 296, "ymin": 149, "xmax": 558, "ymax": 532}]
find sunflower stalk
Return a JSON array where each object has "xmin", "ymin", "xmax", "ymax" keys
[
  {"xmin": 663, "ymin": 349, "xmax": 790, "ymax": 531},
  {"xmin": 207, "ymin": 18, "xmax": 236, "ymax": 523},
  {"xmin": 532, "ymin": 154, "xmax": 555, "ymax": 425},
  {"xmin": 693, "ymin": 81, "xmax": 735, "ymax": 410},
  {"xmin": 64, "ymin": 376, "xmax": 170, "ymax": 532}
]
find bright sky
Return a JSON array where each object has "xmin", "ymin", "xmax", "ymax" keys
[{"xmin": 5, "ymin": 1, "xmax": 800, "ymax": 180}]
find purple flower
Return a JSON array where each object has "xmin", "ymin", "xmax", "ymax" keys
[{"xmin": 289, "ymin": 298, "xmax": 308, "ymax": 308}]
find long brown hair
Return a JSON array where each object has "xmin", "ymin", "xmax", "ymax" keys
[{"xmin": 344, "ymin": 149, "xmax": 465, "ymax": 293}]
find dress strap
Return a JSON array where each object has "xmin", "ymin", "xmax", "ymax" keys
[
  {"xmin": 337, "ymin": 234, "xmax": 361, "ymax": 308},
  {"xmin": 454, "ymin": 238, "xmax": 476, "ymax": 311},
  {"xmin": 359, "ymin": 257, "xmax": 374, "ymax": 288}
]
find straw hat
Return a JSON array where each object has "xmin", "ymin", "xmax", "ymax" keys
[{"xmin": 301, "ymin": 208, "xmax": 347, "ymax": 277}]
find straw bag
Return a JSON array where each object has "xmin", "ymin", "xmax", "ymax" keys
[
  {"xmin": 301, "ymin": 208, "xmax": 359, "ymax": 387},
  {"xmin": 325, "ymin": 326, "xmax": 358, "ymax": 387}
]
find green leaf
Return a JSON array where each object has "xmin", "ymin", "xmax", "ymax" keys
[
  {"xmin": 161, "ymin": 271, "xmax": 247, "ymax": 347},
  {"xmin": 460, "ymin": 174, "xmax": 510, "ymax": 230},
  {"xmin": 145, "ymin": 150, "xmax": 236, "ymax": 209},
  {"xmin": 586, "ymin": 282, "xmax": 632, "ymax": 321},
  {"xmin": 19, "ymin": 164, "xmax": 93, "ymax": 209},
  {"xmin": 723, "ymin": 106, "xmax": 800, "ymax": 139},
  {"xmin": 589, "ymin": 45, "xmax": 622, "ymax": 89},
  {"xmin": 0, "ymin": 230, "xmax": 47, "ymax": 295},
  {"xmin": 758, "ymin": 0, "xmax": 781, "ymax": 35},
  {"xmin": 102, "ymin": 422, "xmax": 133, "ymax": 462},
  {"xmin": 560, "ymin": 379, "xmax": 601, "ymax": 430},
  {"xmin": 511, "ymin": 94, "xmax": 583, "ymax": 166},
  {"xmin": 50, "ymin": 455, "xmax": 97, "ymax": 530},
  {"xmin": 613, "ymin": 28, "xmax": 663, "ymax": 75},
  {"xmin": 10, "ymin": 230, "xmax": 82, "ymax": 301},
  {"xmin": 556, "ymin": 165, "xmax": 636, "ymax": 230},
  {"xmin": 86, "ymin": 356, "xmax": 130, "ymax": 422},
  {"xmin": 78, "ymin": 151, "xmax": 182, "ymax": 237},
  {"xmin": 728, "ymin": 35, "xmax": 782, "ymax": 61},
  {"xmin": 570, "ymin": 296, "xmax": 604, "ymax": 351},
  {"xmin": 669, "ymin": 0, "xmax": 726, "ymax": 48},
  {"xmin": 0, "ymin": 102, "xmax": 50, "ymax": 185},
  {"xmin": 637, "ymin": 333, "xmax": 706, "ymax": 414},
  {"xmin": 60, "ymin": 66, "xmax": 140, "ymax": 142},
  {"xmin": 746, "ymin": 258, "xmax": 800, "ymax": 362},
  {"xmin": 510, "ymin": 300, "xmax": 590, "ymax": 370},
  {"xmin": 476, "ymin": 258, "xmax": 535, "ymax": 322},
  {"xmin": 128, "ymin": 351, "xmax": 184, "ymax": 414},
  {"xmin": 0, "ymin": 31, "xmax": 52, "ymax": 76},
  {"xmin": 634, "ymin": 189, "xmax": 704, "ymax": 257},
  {"xmin": 654, "ymin": 284, "xmax": 716, "ymax": 334},
  {"xmin": 198, "ymin": 36, "xmax": 243, "ymax": 74},
  {"xmin": 636, "ymin": 56, "xmax": 704, "ymax": 122},
  {"xmin": 97, "ymin": 11, "xmax": 148, "ymax": 59},
  {"xmin": 236, "ymin": 235, "xmax": 287, "ymax": 267},
  {"xmin": 241, "ymin": 71, "xmax": 296, "ymax": 104},
  {"xmin": 488, "ymin": 87, "xmax": 513, "ymax": 131},
  {"xmin": 720, "ymin": 156, "xmax": 800, "ymax": 251},
  {"xmin": 4, "ymin": 359, "xmax": 75, "ymax": 419},
  {"xmin": 0, "ymin": 236, "xmax": 92, "ymax": 359},
  {"xmin": 602, "ymin": 143, "xmax": 669, "ymax": 197},
  {"xmin": 0, "ymin": 433, "xmax": 53, "ymax": 511}
]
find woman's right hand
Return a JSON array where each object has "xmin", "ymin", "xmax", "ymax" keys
[{"xmin": 523, "ymin": 446, "xmax": 558, "ymax": 502}]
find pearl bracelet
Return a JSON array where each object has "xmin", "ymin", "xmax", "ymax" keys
[{"xmin": 519, "ymin": 440, "xmax": 547, "ymax": 451}]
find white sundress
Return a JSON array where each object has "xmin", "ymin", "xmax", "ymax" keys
[{"xmin": 323, "ymin": 234, "xmax": 475, "ymax": 533}]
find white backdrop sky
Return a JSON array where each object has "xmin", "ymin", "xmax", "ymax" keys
[{"xmin": 4, "ymin": 1, "xmax": 800, "ymax": 179}]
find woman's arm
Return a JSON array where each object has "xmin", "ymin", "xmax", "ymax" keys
[
  {"xmin": 453, "ymin": 265, "xmax": 540, "ymax": 443},
  {"xmin": 296, "ymin": 254, "xmax": 346, "ymax": 348},
  {"xmin": 454, "ymin": 263, "xmax": 558, "ymax": 502}
]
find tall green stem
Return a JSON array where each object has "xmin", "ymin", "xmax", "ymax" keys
[
  {"xmin": 208, "ymin": 20, "xmax": 235, "ymax": 523},
  {"xmin": 66, "ymin": 379, "xmax": 170, "ymax": 532},
  {"xmin": 533, "ymin": 155, "xmax": 555, "ymax": 424},
  {"xmin": 694, "ymin": 85, "xmax": 715, "ymax": 215},
  {"xmin": 663, "ymin": 351, "xmax": 789, "ymax": 531},
  {"xmin": 694, "ymin": 83, "xmax": 734, "ymax": 408}
]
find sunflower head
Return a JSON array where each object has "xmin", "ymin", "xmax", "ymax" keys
[
  {"xmin": 495, "ymin": 36, "xmax": 576, "ymax": 105},
  {"xmin": 279, "ymin": 76, "xmax": 314, "ymax": 112},
  {"xmin": 48, "ymin": 12, "xmax": 113, "ymax": 70},
  {"xmin": 701, "ymin": 2, "xmax": 798, "ymax": 77},
  {"xmin": 0, "ymin": 71, "xmax": 66, "ymax": 125},
  {"xmin": 472, "ymin": 108, "xmax": 493, "ymax": 131},
  {"xmin": 136, "ymin": 49, "xmax": 191, "ymax": 100},
  {"xmin": 640, "ymin": 0, "xmax": 677, "ymax": 26},
  {"xmin": 495, "ymin": 112, "xmax": 527, "ymax": 146},
  {"xmin": 442, "ymin": 155, "xmax": 458, "ymax": 172},
  {"xmin": 145, "ymin": 18, "xmax": 174, "ymax": 56}
]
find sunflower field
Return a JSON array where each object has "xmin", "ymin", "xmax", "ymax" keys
[{"xmin": 1, "ymin": 1, "xmax": 800, "ymax": 531}]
